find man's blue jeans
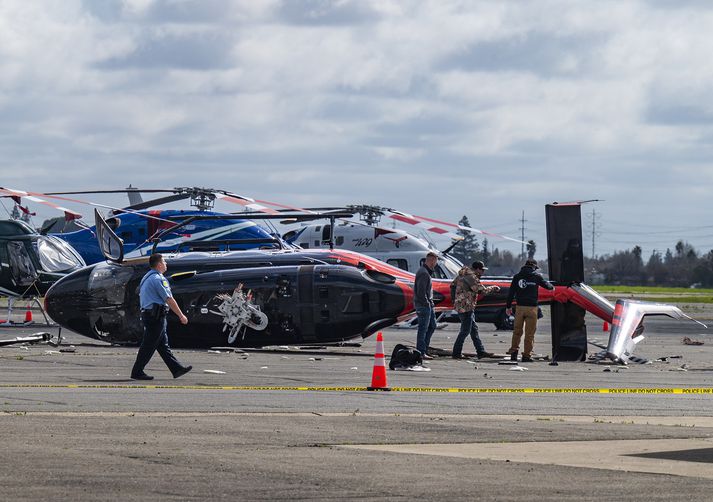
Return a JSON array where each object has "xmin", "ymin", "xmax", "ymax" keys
[
  {"xmin": 453, "ymin": 311, "xmax": 485, "ymax": 356},
  {"xmin": 416, "ymin": 306, "xmax": 437, "ymax": 355}
]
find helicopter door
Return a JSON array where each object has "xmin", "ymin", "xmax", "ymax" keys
[
  {"xmin": 95, "ymin": 209, "xmax": 124, "ymax": 263},
  {"xmin": 6, "ymin": 241, "xmax": 38, "ymax": 286}
]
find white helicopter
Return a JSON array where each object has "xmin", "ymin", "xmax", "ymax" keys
[
  {"xmin": 282, "ymin": 220, "xmax": 463, "ymax": 279},
  {"xmin": 281, "ymin": 205, "xmax": 520, "ymax": 330}
]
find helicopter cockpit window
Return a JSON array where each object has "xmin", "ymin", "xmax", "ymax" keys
[
  {"xmin": 106, "ymin": 218, "xmax": 121, "ymax": 231},
  {"xmin": 95, "ymin": 208, "xmax": 124, "ymax": 262},
  {"xmin": 321, "ymin": 224, "xmax": 331, "ymax": 242},
  {"xmin": 387, "ymin": 258, "xmax": 408, "ymax": 271},
  {"xmin": 7, "ymin": 241, "xmax": 38, "ymax": 286},
  {"xmin": 439, "ymin": 258, "xmax": 461, "ymax": 279},
  {"xmin": 37, "ymin": 236, "xmax": 85, "ymax": 272}
]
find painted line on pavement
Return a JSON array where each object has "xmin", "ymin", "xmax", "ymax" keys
[{"xmin": 1, "ymin": 384, "xmax": 713, "ymax": 394}]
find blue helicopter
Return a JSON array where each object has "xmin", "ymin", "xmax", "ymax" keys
[{"xmin": 44, "ymin": 187, "xmax": 284, "ymax": 265}]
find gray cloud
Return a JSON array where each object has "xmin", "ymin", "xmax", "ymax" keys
[
  {"xmin": 275, "ymin": 0, "xmax": 379, "ymax": 26},
  {"xmin": 95, "ymin": 31, "xmax": 234, "ymax": 70},
  {"xmin": 438, "ymin": 31, "xmax": 606, "ymax": 77}
]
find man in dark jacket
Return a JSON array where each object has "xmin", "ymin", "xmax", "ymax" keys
[
  {"xmin": 505, "ymin": 259, "xmax": 554, "ymax": 362},
  {"xmin": 414, "ymin": 252, "xmax": 438, "ymax": 359}
]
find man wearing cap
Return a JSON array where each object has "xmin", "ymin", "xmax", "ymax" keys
[
  {"xmin": 505, "ymin": 259, "xmax": 554, "ymax": 362},
  {"xmin": 451, "ymin": 260, "xmax": 499, "ymax": 359}
]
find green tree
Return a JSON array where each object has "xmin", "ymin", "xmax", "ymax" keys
[
  {"xmin": 450, "ymin": 215, "xmax": 480, "ymax": 266},
  {"xmin": 481, "ymin": 238, "xmax": 491, "ymax": 264}
]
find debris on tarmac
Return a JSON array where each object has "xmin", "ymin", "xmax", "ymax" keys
[
  {"xmin": 509, "ymin": 366, "xmax": 528, "ymax": 371},
  {"xmin": 393, "ymin": 365, "xmax": 431, "ymax": 372},
  {"xmin": 260, "ymin": 366, "xmax": 269, "ymax": 369},
  {"xmin": 203, "ymin": 369, "xmax": 226, "ymax": 374},
  {"xmin": 683, "ymin": 336, "xmax": 704, "ymax": 346},
  {"xmin": 603, "ymin": 367, "xmax": 612, "ymax": 372},
  {"xmin": 350, "ymin": 367, "xmax": 358, "ymax": 370}
]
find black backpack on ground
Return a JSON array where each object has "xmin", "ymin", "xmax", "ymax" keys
[{"xmin": 389, "ymin": 343, "xmax": 423, "ymax": 370}]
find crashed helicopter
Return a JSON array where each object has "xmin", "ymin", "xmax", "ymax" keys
[{"xmin": 44, "ymin": 209, "xmax": 458, "ymax": 347}]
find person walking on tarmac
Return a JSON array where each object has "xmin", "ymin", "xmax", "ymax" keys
[
  {"xmin": 451, "ymin": 261, "xmax": 499, "ymax": 359},
  {"xmin": 505, "ymin": 259, "xmax": 554, "ymax": 362},
  {"xmin": 131, "ymin": 253, "xmax": 192, "ymax": 380},
  {"xmin": 414, "ymin": 252, "xmax": 438, "ymax": 360}
]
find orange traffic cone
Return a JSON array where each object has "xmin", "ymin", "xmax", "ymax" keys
[
  {"xmin": 367, "ymin": 332, "xmax": 390, "ymax": 391},
  {"xmin": 24, "ymin": 306, "xmax": 32, "ymax": 323},
  {"xmin": 602, "ymin": 321, "xmax": 609, "ymax": 332}
]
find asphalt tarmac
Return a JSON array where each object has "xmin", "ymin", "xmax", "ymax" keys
[{"xmin": 1, "ymin": 313, "xmax": 713, "ymax": 501}]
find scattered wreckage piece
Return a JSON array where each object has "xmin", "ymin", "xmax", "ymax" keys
[
  {"xmin": 0, "ymin": 331, "xmax": 53, "ymax": 347},
  {"xmin": 212, "ymin": 283, "xmax": 268, "ymax": 344},
  {"xmin": 588, "ymin": 340, "xmax": 650, "ymax": 365},
  {"xmin": 683, "ymin": 336, "xmax": 705, "ymax": 346},
  {"xmin": 605, "ymin": 300, "xmax": 707, "ymax": 364}
]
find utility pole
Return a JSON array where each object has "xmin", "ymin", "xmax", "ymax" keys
[
  {"xmin": 520, "ymin": 210, "xmax": 525, "ymax": 259},
  {"xmin": 588, "ymin": 208, "xmax": 601, "ymax": 258}
]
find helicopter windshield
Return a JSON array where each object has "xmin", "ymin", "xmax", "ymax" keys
[
  {"xmin": 439, "ymin": 257, "xmax": 463, "ymax": 278},
  {"xmin": 37, "ymin": 236, "xmax": 85, "ymax": 272}
]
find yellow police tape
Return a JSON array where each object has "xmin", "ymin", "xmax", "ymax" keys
[{"xmin": 1, "ymin": 384, "xmax": 713, "ymax": 394}]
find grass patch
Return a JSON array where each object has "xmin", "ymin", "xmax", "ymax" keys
[{"xmin": 595, "ymin": 285, "xmax": 713, "ymax": 294}]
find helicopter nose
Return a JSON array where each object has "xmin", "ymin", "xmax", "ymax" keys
[{"xmin": 45, "ymin": 265, "xmax": 95, "ymax": 337}]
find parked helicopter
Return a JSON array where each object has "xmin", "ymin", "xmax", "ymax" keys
[
  {"xmin": 0, "ymin": 191, "xmax": 85, "ymax": 311},
  {"xmin": 282, "ymin": 205, "xmax": 525, "ymax": 329},
  {"xmin": 0, "ymin": 218, "xmax": 85, "ymax": 299},
  {"xmin": 43, "ymin": 187, "xmax": 285, "ymax": 264}
]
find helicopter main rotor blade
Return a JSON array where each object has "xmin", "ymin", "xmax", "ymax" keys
[
  {"xmin": 117, "ymin": 193, "xmax": 192, "ymax": 212},
  {"xmin": 387, "ymin": 209, "xmax": 526, "ymax": 244},
  {"xmin": 0, "ymin": 187, "xmax": 83, "ymax": 221},
  {"xmin": 44, "ymin": 189, "xmax": 176, "ymax": 195}
]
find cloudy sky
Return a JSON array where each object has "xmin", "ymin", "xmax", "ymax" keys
[{"xmin": 2, "ymin": 0, "xmax": 713, "ymax": 259}]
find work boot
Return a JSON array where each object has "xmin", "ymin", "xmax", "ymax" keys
[
  {"xmin": 131, "ymin": 373, "xmax": 154, "ymax": 381},
  {"xmin": 510, "ymin": 351, "xmax": 518, "ymax": 362},
  {"xmin": 477, "ymin": 352, "xmax": 496, "ymax": 359},
  {"xmin": 521, "ymin": 355, "xmax": 534, "ymax": 363},
  {"xmin": 173, "ymin": 365, "xmax": 193, "ymax": 378}
]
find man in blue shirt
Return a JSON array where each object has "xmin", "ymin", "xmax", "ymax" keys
[{"xmin": 131, "ymin": 253, "xmax": 192, "ymax": 380}]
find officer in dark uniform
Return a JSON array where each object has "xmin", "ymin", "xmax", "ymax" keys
[{"xmin": 131, "ymin": 253, "xmax": 192, "ymax": 380}]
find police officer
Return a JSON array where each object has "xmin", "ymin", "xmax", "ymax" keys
[{"xmin": 131, "ymin": 253, "xmax": 192, "ymax": 380}]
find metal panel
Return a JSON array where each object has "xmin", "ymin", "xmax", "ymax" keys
[{"xmin": 546, "ymin": 203, "xmax": 587, "ymax": 361}]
